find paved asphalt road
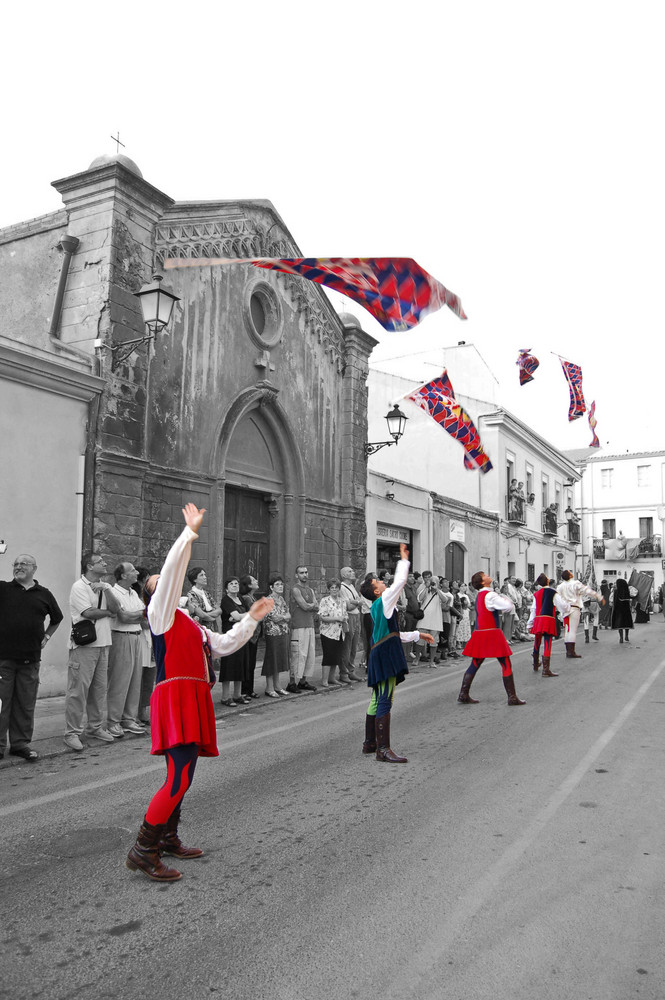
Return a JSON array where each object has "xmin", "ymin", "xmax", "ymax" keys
[{"xmin": 2, "ymin": 626, "xmax": 665, "ymax": 1000}]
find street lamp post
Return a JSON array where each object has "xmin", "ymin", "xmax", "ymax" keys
[
  {"xmin": 95, "ymin": 273, "xmax": 180, "ymax": 370},
  {"xmin": 364, "ymin": 404, "xmax": 408, "ymax": 456}
]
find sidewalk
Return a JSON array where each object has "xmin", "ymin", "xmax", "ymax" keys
[
  {"xmin": 0, "ymin": 648, "xmax": 363, "ymax": 768},
  {"xmin": 0, "ymin": 637, "xmax": 545, "ymax": 768}
]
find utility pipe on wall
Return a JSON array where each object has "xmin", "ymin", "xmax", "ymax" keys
[{"xmin": 49, "ymin": 234, "xmax": 80, "ymax": 338}]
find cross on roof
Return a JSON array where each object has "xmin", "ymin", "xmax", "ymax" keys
[{"xmin": 111, "ymin": 131, "xmax": 125, "ymax": 154}]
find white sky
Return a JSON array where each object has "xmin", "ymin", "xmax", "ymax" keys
[{"xmin": 3, "ymin": 1, "xmax": 663, "ymax": 455}]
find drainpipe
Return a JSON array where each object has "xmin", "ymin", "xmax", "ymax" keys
[{"xmin": 49, "ymin": 235, "xmax": 80, "ymax": 338}]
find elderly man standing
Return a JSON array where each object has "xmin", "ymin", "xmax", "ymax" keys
[
  {"xmin": 0, "ymin": 553, "xmax": 63, "ymax": 761},
  {"xmin": 64, "ymin": 554, "xmax": 121, "ymax": 751},
  {"xmin": 339, "ymin": 566, "xmax": 362, "ymax": 683},
  {"xmin": 288, "ymin": 565, "xmax": 318, "ymax": 692},
  {"xmin": 107, "ymin": 562, "xmax": 149, "ymax": 737}
]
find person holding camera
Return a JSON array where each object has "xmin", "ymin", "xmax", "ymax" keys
[{"xmin": 64, "ymin": 554, "xmax": 122, "ymax": 751}]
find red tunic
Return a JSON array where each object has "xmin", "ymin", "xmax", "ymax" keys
[
  {"xmin": 150, "ymin": 609, "xmax": 218, "ymax": 758},
  {"xmin": 530, "ymin": 587, "xmax": 558, "ymax": 636},
  {"xmin": 463, "ymin": 590, "xmax": 512, "ymax": 658}
]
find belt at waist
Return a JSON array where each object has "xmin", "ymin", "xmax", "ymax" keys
[{"xmin": 112, "ymin": 630, "xmax": 142, "ymax": 635}]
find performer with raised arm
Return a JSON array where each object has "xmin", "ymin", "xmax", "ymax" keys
[
  {"xmin": 126, "ymin": 503, "xmax": 273, "ymax": 883},
  {"xmin": 528, "ymin": 574, "xmax": 571, "ymax": 677},
  {"xmin": 556, "ymin": 570, "xmax": 604, "ymax": 659},
  {"xmin": 457, "ymin": 571, "xmax": 526, "ymax": 705},
  {"xmin": 359, "ymin": 543, "xmax": 434, "ymax": 763}
]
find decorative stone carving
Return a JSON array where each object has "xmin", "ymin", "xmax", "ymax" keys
[{"xmin": 155, "ymin": 217, "xmax": 346, "ymax": 372}]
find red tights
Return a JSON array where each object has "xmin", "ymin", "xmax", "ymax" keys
[
  {"xmin": 145, "ymin": 743, "xmax": 199, "ymax": 826},
  {"xmin": 533, "ymin": 634, "xmax": 553, "ymax": 658},
  {"xmin": 471, "ymin": 656, "xmax": 513, "ymax": 678}
]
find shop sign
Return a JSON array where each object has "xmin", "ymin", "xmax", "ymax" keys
[
  {"xmin": 376, "ymin": 522, "xmax": 410, "ymax": 544},
  {"xmin": 449, "ymin": 520, "xmax": 465, "ymax": 543}
]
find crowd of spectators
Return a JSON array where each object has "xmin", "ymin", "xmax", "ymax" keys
[{"xmin": 1, "ymin": 552, "xmax": 662, "ymax": 763}]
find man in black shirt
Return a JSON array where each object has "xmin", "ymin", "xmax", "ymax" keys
[{"xmin": 0, "ymin": 553, "xmax": 63, "ymax": 761}]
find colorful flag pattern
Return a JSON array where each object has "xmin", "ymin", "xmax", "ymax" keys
[
  {"xmin": 516, "ymin": 348, "xmax": 540, "ymax": 385},
  {"xmin": 401, "ymin": 370, "xmax": 493, "ymax": 473},
  {"xmin": 588, "ymin": 400, "xmax": 600, "ymax": 447},
  {"xmin": 560, "ymin": 359, "xmax": 587, "ymax": 421},
  {"xmin": 163, "ymin": 256, "xmax": 466, "ymax": 332}
]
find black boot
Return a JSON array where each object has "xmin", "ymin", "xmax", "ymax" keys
[
  {"xmin": 502, "ymin": 673, "xmax": 525, "ymax": 705},
  {"xmin": 158, "ymin": 806, "xmax": 204, "ymax": 859},
  {"xmin": 458, "ymin": 667, "xmax": 479, "ymax": 703},
  {"xmin": 618, "ymin": 630, "xmax": 624, "ymax": 643},
  {"xmin": 625, "ymin": 630, "xmax": 630, "ymax": 642},
  {"xmin": 362, "ymin": 714, "xmax": 377, "ymax": 754},
  {"xmin": 375, "ymin": 713, "xmax": 407, "ymax": 763},
  {"xmin": 592, "ymin": 627, "xmax": 599, "ymax": 641},
  {"xmin": 584, "ymin": 631, "xmax": 590, "ymax": 643},
  {"xmin": 532, "ymin": 648, "xmax": 540, "ymax": 672},
  {"xmin": 126, "ymin": 818, "xmax": 182, "ymax": 881}
]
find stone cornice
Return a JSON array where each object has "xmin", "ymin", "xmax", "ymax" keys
[
  {"xmin": 0, "ymin": 341, "xmax": 104, "ymax": 401},
  {"xmin": 52, "ymin": 163, "xmax": 175, "ymax": 216},
  {"xmin": 479, "ymin": 408, "xmax": 580, "ymax": 480}
]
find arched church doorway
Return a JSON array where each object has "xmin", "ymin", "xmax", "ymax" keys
[
  {"xmin": 223, "ymin": 486, "xmax": 271, "ymax": 591},
  {"xmin": 446, "ymin": 540, "xmax": 465, "ymax": 583},
  {"xmin": 222, "ymin": 406, "xmax": 285, "ymax": 592}
]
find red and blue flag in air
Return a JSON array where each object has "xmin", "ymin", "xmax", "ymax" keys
[
  {"xmin": 560, "ymin": 359, "xmax": 587, "ymax": 421},
  {"xmin": 400, "ymin": 370, "xmax": 493, "ymax": 473},
  {"xmin": 516, "ymin": 348, "xmax": 539, "ymax": 385},
  {"xmin": 588, "ymin": 400, "xmax": 600, "ymax": 447},
  {"xmin": 164, "ymin": 256, "xmax": 466, "ymax": 332}
]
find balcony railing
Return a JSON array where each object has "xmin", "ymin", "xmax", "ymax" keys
[
  {"xmin": 567, "ymin": 521, "xmax": 580, "ymax": 543},
  {"xmin": 593, "ymin": 535, "xmax": 662, "ymax": 559},
  {"xmin": 638, "ymin": 534, "xmax": 662, "ymax": 556},
  {"xmin": 542, "ymin": 509, "xmax": 559, "ymax": 535},
  {"xmin": 506, "ymin": 495, "xmax": 526, "ymax": 524}
]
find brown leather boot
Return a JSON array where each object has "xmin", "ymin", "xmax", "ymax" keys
[
  {"xmin": 362, "ymin": 714, "xmax": 377, "ymax": 754},
  {"xmin": 457, "ymin": 667, "xmax": 479, "ymax": 703},
  {"xmin": 502, "ymin": 673, "xmax": 526, "ymax": 705},
  {"xmin": 159, "ymin": 806, "xmax": 204, "ymax": 859},
  {"xmin": 375, "ymin": 713, "xmax": 407, "ymax": 763},
  {"xmin": 565, "ymin": 643, "xmax": 582, "ymax": 659},
  {"xmin": 541, "ymin": 657, "xmax": 558, "ymax": 677},
  {"xmin": 126, "ymin": 818, "xmax": 182, "ymax": 880}
]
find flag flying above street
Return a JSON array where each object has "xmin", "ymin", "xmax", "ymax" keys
[
  {"xmin": 588, "ymin": 399, "xmax": 600, "ymax": 447},
  {"xmin": 398, "ymin": 369, "xmax": 493, "ymax": 473},
  {"xmin": 163, "ymin": 256, "xmax": 467, "ymax": 331},
  {"xmin": 516, "ymin": 348, "xmax": 539, "ymax": 385},
  {"xmin": 560, "ymin": 359, "xmax": 587, "ymax": 421}
]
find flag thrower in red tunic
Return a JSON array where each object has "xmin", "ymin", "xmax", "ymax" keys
[
  {"xmin": 163, "ymin": 256, "xmax": 466, "ymax": 332},
  {"xmin": 397, "ymin": 369, "xmax": 493, "ymax": 473},
  {"xmin": 457, "ymin": 572, "xmax": 525, "ymax": 706}
]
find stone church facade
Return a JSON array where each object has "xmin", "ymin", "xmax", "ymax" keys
[{"xmin": 0, "ymin": 153, "xmax": 376, "ymax": 693}]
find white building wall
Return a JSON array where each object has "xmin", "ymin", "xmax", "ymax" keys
[
  {"xmin": 574, "ymin": 451, "xmax": 665, "ymax": 588},
  {"xmin": 367, "ymin": 354, "xmax": 580, "ymax": 584}
]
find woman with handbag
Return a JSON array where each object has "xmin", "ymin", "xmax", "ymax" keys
[{"xmin": 125, "ymin": 503, "xmax": 273, "ymax": 883}]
